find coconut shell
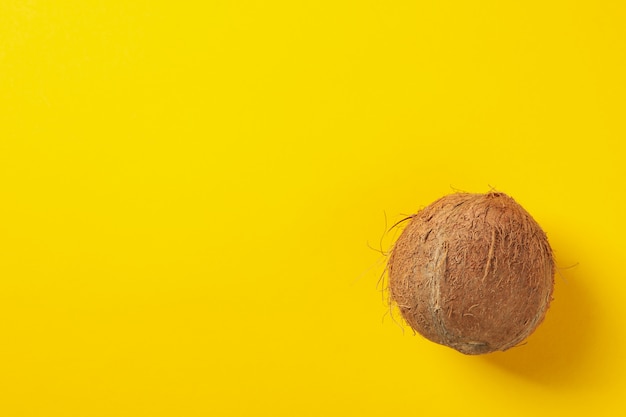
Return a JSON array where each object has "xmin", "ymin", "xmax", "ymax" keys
[{"xmin": 388, "ymin": 192, "xmax": 554, "ymax": 355}]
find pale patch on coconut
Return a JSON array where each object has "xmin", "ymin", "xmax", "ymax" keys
[{"xmin": 388, "ymin": 192, "xmax": 554, "ymax": 355}]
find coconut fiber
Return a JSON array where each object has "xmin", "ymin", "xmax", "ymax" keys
[{"xmin": 388, "ymin": 192, "xmax": 554, "ymax": 355}]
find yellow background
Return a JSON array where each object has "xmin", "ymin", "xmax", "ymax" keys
[{"xmin": 1, "ymin": 1, "xmax": 625, "ymax": 415}]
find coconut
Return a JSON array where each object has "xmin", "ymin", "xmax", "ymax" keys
[{"xmin": 388, "ymin": 192, "xmax": 554, "ymax": 355}]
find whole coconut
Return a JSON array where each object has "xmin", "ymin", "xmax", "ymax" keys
[{"xmin": 388, "ymin": 192, "xmax": 554, "ymax": 355}]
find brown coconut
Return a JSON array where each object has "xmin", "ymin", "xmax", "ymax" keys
[{"xmin": 388, "ymin": 192, "xmax": 554, "ymax": 355}]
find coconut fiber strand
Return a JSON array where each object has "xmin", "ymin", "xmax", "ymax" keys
[{"xmin": 388, "ymin": 192, "xmax": 554, "ymax": 355}]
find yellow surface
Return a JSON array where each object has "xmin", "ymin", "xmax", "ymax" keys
[{"xmin": 1, "ymin": 1, "xmax": 625, "ymax": 415}]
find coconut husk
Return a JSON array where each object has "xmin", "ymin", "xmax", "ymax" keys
[{"xmin": 388, "ymin": 192, "xmax": 554, "ymax": 355}]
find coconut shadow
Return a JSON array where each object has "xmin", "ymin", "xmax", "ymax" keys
[{"xmin": 482, "ymin": 224, "xmax": 598, "ymax": 388}]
